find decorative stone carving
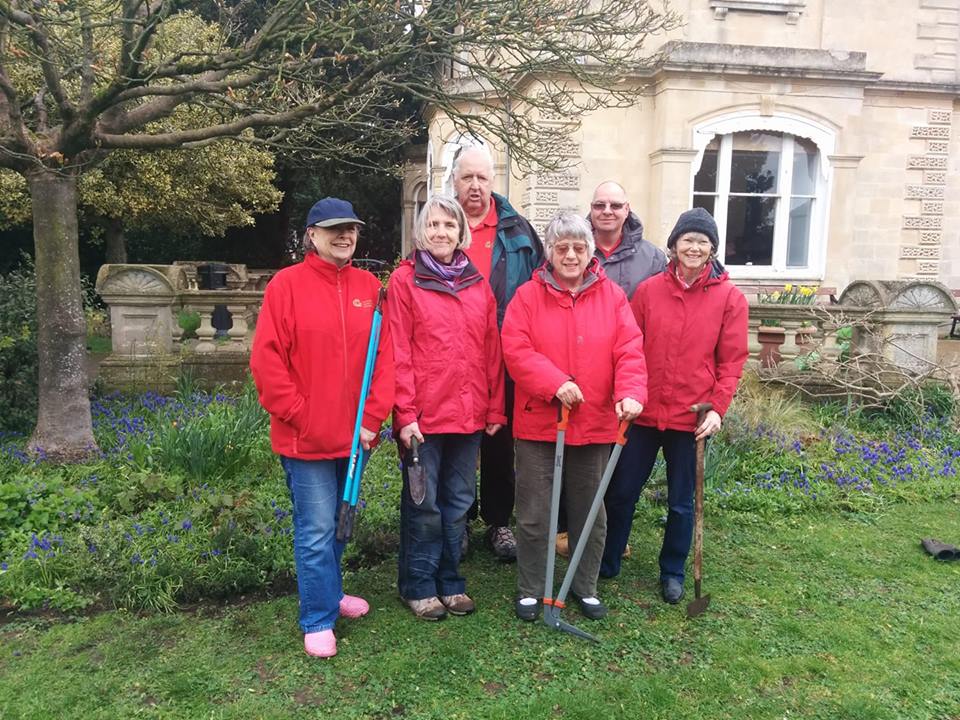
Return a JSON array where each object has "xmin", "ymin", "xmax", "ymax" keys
[
  {"xmin": 911, "ymin": 125, "xmax": 951, "ymax": 139},
  {"xmin": 899, "ymin": 245, "xmax": 940, "ymax": 258},
  {"xmin": 838, "ymin": 280, "xmax": 957, "ymax": 373},
  {"xmin": 905, "ymin": 185, "xmax": 944, "ymax": 199},
  {"xmin": 923, "ymin": 171, "xmax": 946, "ymax": 185},
  {"xmin": 920, "ymin": 201, "xmax": 944, "ymax": 214},
  {"xmin": 888, "ymin": 282, "xmax": 955, "ymax": 311},
  {"xmin": 920, "ymin": 231, "xmax": 942, "ymax": 244},
  {"xmin": 535, "ymin": 172, "xmax": 580, "ymax": 189},
  {"xmin": 903, "ymin": 215, "xmax": 942, "ymax": 230},
  {"xmin": 907, "ymin": 155, "xmax": 947, "ymax": 169},
  {"xmin": 838, "ymin": 281, "xmax": 883, "ymax": 308},
  {"xmin": 928, "ymin": 109, "xmax": 952, "ymax": 124},
  {"xmin": 95, "ymin": 265, "xmax": 185, "ymax": 357},
  {"xmin": 916, "ymin": 261, "xmax": 940, "ymax": 275},
  {"xmin": 927, "ymin": 141, "xmax": 949, "ymax": 154}
]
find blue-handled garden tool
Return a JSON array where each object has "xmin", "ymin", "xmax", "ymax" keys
[
  {"xmin": 542, "ymin": 407, "xmax": 631, "ymax": 643},
  {"xmin": 336, "ymin": 287, "xmax": 386, "ymax": 543}
]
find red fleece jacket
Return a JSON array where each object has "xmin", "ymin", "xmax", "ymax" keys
[{"xmin": 250, "ymin": 252, "xmax": 394, "ymax": 460}]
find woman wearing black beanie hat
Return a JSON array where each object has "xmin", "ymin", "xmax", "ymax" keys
[{"xmin": 600, "ymin": 207, "xmax": 748, "ymax": 605}]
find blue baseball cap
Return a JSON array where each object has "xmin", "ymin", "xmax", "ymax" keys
[{"xmin": 304, "ymin": 197, "xmax": 365, "ymax": 229}]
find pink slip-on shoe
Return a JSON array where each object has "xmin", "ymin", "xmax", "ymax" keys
[
  {"xmin": 304, "ymin": 630, "xmax": 337, "ymax": 658},
  {"xmin": 339, "ymin": 594, "xmax": 370, "ymax": 619}
]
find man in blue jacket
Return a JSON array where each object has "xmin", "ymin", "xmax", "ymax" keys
[{"xmin": 453, "ymin": 146, "xmax": 543, "ymax": 561}]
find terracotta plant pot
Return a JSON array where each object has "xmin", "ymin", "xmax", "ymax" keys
[{"xmin": 758, "ymin": 326, "xmax": 785, "ymax": 368}]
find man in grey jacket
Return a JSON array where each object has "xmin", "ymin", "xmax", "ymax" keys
[{"xmin": 589, "ymin": 181, "xmax": 666, "ymax": 299}]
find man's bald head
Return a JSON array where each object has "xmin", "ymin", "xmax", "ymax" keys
[{"xmin": 590, "ymin": 181, "xmax": 630, "ymax": 246}]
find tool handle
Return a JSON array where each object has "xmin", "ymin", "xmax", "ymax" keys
[
  {"xmin": 410, "ymin": 435, "xmax": 420, "ymax": 465},
  {"xmin": 690, "ymin": 401, "xmax": 714, "ymax": 430},
  {"xmin": 335, "ymin": 501, "xmax": 355, "ymax": 542},
  {"xmin": 556, "ymin": 403, "xmax": 570, "ymax": 431},
  {"xmin": 615, "ymin": 419, "xmax": 630, "ymax": 446},
  {"xmin": 692, "ymin": 435, "xmax": 705, "ymax": 586}
]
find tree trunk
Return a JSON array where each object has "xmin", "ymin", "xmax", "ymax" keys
[
  {"xmin": 103, "ymin": 218, "xmax": 127, "ymax": 264},
  {"xmin": 26, "ymin": 168, "xmax": 98, "ymax": 461}
]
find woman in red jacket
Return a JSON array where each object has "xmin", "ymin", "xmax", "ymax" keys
[
  {"xmin": 501, "ymin": 211, "xmax": 646, "ymax": 622},
  {"xmin": 250, "ymin": 198, "xmax": 394, "ymax": 658},
  {"xmin": 600, "ymin": 207, "xmax": 748, "ymax": 604},
  {"xmin": 389, "ymin": 194, "xmax": 506, "ymax": 621}
]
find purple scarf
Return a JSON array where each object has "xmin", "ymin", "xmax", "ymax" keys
[{"xmin": 418, "ymin": 249, "xmax": 470, "ymax": 288}]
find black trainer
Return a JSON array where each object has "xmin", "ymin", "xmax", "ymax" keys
[
  {"xmin": 661, "ymin": 578, "xmax": 685, "ymax": 604},
  {"xmin": 576, "ymin": 596, "xmax": 608, "ymax": 620},
  {"xmin": 515, "ymin": 598, "xmax": 541, "ymax": 621}
]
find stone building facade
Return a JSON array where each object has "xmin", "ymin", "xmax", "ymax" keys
[{"xmin": 402, "ymin": 0, "xmax": 960, "ymax": 292}]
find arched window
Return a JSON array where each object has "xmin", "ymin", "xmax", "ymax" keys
[{"xmin": 690, "ymin": 113, "xmax": 834, "ymax": 278}]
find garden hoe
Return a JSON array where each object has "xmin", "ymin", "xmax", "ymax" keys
[
  {"xmin": 686, "ymin": 401, "xmax": 713, "ymax": 619},
  {"xmin": 408, "ymin": 436, "xmax": 427, "ymax": 505},
  {"xmin": 542, "ymin": 407, "xmax": 630, "ymax": 643},
  {"xmin": 336, "ymin": 288, "xmax": 386, "ymax": 543}
]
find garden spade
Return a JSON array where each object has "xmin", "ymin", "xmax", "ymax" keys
[
  {"xmin": 408, "ymin": 436, "xmax": 427, "ymax": 505},
  {"xmin": 542, "ymin": 408, "xmax": 630, "ymax": 643},
  {"xmin": 687, "ymin": 401, "xmax": 713, "ymax": 619}
]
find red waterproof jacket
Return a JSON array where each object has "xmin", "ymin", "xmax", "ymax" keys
[
  {"xmin": 250, "ymin": 252, "xmax": 394, "ymax": 460},
  {"xmin": 501, "ymin": 260, "xmax": 647, "ymax": 445},
  {"xmin": 630, "ymin": 260, "xmax": 748, "ymax": 432},
  {"xmin": 388, "ymin": 252, "xmax": 506, "ymax": 435}
]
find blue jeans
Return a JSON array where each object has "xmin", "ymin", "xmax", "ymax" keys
[
  {"xmin": 398, "ymin": 432, "xmax": 481, "ymax": 600},
  {"xmin": 281, "ymin": 454, "xmax": 367, "ymax": 633},
  {"xmin": 600, "ymin": 425, "xmax": 696, "ymax": 582}
]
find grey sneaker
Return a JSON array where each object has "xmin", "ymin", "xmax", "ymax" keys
[
  {"xmin": 487, "ymin": 526, "xmax": 517, "ymax": 562},
  {"xmin": 406, "ymin": 596, "xmax": 448, "ymax": 621},
  {"xmin": 441, "ymin": 593, "xmax": 476, "ymax": 616}
]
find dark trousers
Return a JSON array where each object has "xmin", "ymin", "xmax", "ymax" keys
[
  {"xmin": 514, "ymin": 440, "xmax": 609, "ymax": 599},
  {"xmin": 470, "ymin": 378, "xmax": 515, "ymax": 527},
  {"xmin": 600, "ymin": 425, "xmax": 697, "ymax": 582},
  {"xmin": 398, "ymin": 432, "xmax": 481, "ymax": 600}
]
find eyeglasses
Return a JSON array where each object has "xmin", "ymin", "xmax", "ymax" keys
[
  {"xmin": 553, "ymin": 243, "xmax": 589, "ymax": 256},
  {"xmin": 591, "ymin": 201, "xmax": 625, "ymax": 211}
]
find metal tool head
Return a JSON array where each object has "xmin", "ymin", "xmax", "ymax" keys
[
  {"xmin": 686, "ymin": 593, "xmax": 712, "ymax": 619},
  {"xmin": 542, "ymin": 604, "xmax": 599, "ymax": 643},
  {"xmin": 408, "ymin": 436, "xmax": 426, "ymax": 505}
]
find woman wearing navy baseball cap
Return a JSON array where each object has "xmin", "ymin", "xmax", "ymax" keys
[{"xmin": 251, "ymin": 198, "xmax": 395, "ymax": 658}]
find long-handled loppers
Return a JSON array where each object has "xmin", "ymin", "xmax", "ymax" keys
[
  {"xmin": 336, "ymin": 288, "xmax": 386, "ymax": 543},
  {"xmin": 686, "ymin": 401, "xmax": 713, "ymax": 619},
  {"xmin": 542, "ymin": 406, "xmax": 631, "ymax": 643}
]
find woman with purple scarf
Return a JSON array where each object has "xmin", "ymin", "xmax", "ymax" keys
[{"xmin": 388, "ymin": 194, "xmax": 507, "ymax": 621}]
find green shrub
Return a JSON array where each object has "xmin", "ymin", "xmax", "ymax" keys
[{"xmin": 0, "ymin": 257, "xmax": 38, "ymax": 434}]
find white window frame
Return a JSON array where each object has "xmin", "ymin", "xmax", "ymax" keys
[{"xmin": 689, "ymin": 112, "xmax": 835, "ymax": 281}]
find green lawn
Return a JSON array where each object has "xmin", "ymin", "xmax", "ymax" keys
[{"xmin": 2, "ymin": 501, "xmax": 959, "ymax": 720}]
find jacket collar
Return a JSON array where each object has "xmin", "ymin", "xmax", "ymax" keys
[
  {"xmin": 304, "ymin": 250, "xmax": 351, "ymax": 278},
  {"xmin": 535, "ymin": 256, "xmax": 605, "ymax": 297},
  {"xmin": 406, "ymin": 250, "xmax": 484, "ymax": 294},
  {"xmin": 665, "ymin": 258, "xmax": 728, "ymax": 291}
]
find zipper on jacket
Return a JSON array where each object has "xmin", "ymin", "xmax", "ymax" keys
[{"xmin": 337, "ymin": 271, "xmax": 349, "ymax": 384}]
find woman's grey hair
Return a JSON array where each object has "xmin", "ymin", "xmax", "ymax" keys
[
  {"xmin": 544, "ymin": 211, "xmax": 595, "ymax": 257},
  {"xmin": 302, "ymin": 222, "xmax": 359, "ymax": 253},
  {"xmin": 414, "ymin": 194, "xmax": 472, "ymax": 251}
]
